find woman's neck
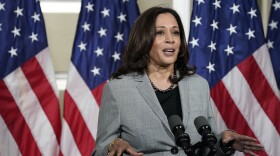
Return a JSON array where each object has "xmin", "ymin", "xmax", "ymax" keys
[{"xmin": 146, "ymin": 65, "xmax": 175, "ymax": 90}]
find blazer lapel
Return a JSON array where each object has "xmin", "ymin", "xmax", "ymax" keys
[
  {"xmin": 135, "ymin": 72, "xmax": 173, "ymax": 135},
  {"xmin": 178, "ymin": 77, "xmax": 190, "ymax": 128}
]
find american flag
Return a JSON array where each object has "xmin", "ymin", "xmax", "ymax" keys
[
  {"xmin": 0, "ymin": 0, "xmax": 61, "ymax": 155},
  {"xmin": 267, "ymin": 0, "xmax": 280, "ymax": 90},
  {"xmin": 188, "ymin": 0, "xmax": 280, "ymax": 155},
  {"xmin": 60, "ymin": 0, "xmax": 139, "ymax": 155}
]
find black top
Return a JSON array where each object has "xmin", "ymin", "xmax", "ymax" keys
[{"xmin": 155, "ymin": 86, "xmax": 183, "ymax": 120}]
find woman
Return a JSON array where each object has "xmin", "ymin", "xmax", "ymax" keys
[{"xmin": 92, "ymin": 7, "xmax": 264, "ymax": 156}]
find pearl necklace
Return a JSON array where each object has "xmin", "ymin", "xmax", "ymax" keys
[{"xmin": 150, "ymin": 80, "xmax": 175, "ymax": 92}]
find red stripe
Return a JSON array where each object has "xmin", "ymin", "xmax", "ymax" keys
[
  {"xmin": 64, "ymin": 90, "xmax": 95, "ymax": 155},
  {"xmin": 238, "ymin": 55, "xmax": 280, "ymax": 134},
  {"xmin": 21, "ymin": 57, "xmax": 62, "ymax": 142},
  {"xmin": 92, "ymin": 82, "xmax": 106, "ymax": 106},
  {"xmin": 0, "ymin": 80, "xmax": 41, "ymax": 156},
  {"xmin": 211, "ymin": 81, "xmax": 268, "ymax": 156}
]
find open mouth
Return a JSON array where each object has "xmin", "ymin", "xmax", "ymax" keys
[{"xmin": 163, "ymin": 48, "xmax": 175, "ymax": 53}]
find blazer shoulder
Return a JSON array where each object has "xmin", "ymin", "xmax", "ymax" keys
[
  {"xmin": 107, "ymin": 73, "xmax": 137, "ymax": 87},
  {"xmin": 185, "ymin": 73, "xmax": 208, "ymax": 85}
]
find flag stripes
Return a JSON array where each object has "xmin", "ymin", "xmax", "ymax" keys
[
  {"xmin": 238, "ymin": 54, "xmax": 280, "ymax": 134},
  {"xmin": 61, "ymin": 63, "xmax": 99, "ymax": 155},
  {"xmin": 64, "ymin": 91, "xmax": 96, "ymax": 155},
  {"xmin": 21, "ymin": 56, "xmax": 61, "ymax": 142},
  {"xmin": 1, "ymin": 60, "xmax": 60, "ymax": 155},
  {"xmin": 0, "ymin": 81, "xmax": 42, "ymax": 156}
]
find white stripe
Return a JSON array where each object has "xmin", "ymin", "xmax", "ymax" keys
[
  {"xmin": 66, "ymin": 63, "xmax": 99, "ymax": 139},
  {"xmin": 60, "ymin": 119, "xmax": 81, "ymax": 156},
  {"xmin": 253, "ymin": 44, "xmax": 280, "ymax": 99},
  {"xmin": 211, "ymin": 100, "xmax": 245, "ymax": 156},
  {"xmin": 35, "ymin": 48, "xmax": 59, "ymax": 98},
  {"xmin": 210, "ymin": 98, "xmax": 228, "ymax": 133},
  {"xmin": 4, "ymin": 68, "xmax": 60, "ymax": 156},
  {"xmin": 222, "ymin": 66, "xmax": 280, "ymax": 156},
  {"xmin": 0, "ymin": 116, "xmax": 22, "ymax": 156}
]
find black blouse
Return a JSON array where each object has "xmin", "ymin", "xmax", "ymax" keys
[{"xmin": 155, "ymin": 86, "xmax": 183, "ymax": 120}]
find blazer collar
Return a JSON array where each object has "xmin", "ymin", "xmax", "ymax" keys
[{"xmin": 135, "ymin": 71, "xmax": 173, "ymax": 135}]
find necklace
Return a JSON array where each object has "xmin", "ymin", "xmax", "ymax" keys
[{"xmin": 150, "ymin": 80, "xmax": 175, "ymax": 92}]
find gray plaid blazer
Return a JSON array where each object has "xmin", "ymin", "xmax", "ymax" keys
[{"xmin": 92, "ymin": 72, "xmax": 227, "ymax": 156}]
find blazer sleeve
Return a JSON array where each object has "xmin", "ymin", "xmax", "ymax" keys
[{"xmin": 92, "ymin": 83, "xmax": 121, "ymax": 156}]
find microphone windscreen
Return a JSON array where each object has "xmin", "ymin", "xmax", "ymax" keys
[
  {"xmin": 194, "ymin": 116, "xmax": 209, "ymax": 130},
  {"xmin": 168, "ymin": 115, "xmax": 183, "ymax": 129}
]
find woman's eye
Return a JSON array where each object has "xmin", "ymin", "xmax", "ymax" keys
[
  {"xmin": 156, "ymin": 31, "xmax": 164, "ymax": 35},
  {"xmin": 172, "ymin": 31, "xmax": 180, "ymax": 35}
]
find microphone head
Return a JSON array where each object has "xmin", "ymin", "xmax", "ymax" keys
[
  {"xmin": 168, "ymin": 115, "xmax": 183, "ymax": 129},
  {"xmin": 194, "ymin": 116, "xmax": 211, "ymax": 134}
]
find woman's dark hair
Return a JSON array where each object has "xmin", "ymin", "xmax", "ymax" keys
[{"xmin": 112, "ymin": 7, "xmax": 195, "ymax": 82}]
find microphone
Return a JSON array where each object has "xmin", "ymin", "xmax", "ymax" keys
[
  {"xmin": 168, "ymin": 115, "xmax": 193, "ymax": 156},
  {"xmin": 194, "ymin": 116, "xmax": 217, "ymax": 155}
]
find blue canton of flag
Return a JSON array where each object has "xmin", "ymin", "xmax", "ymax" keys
[
  {"xmin": 72, "ymin": 0, "xmax": 139, "ymax": 90},
  {"xmin": 188, "ymin": 0, "xmax": 280, "ymax": 155},
  {"xmin": 188, "ymin": 0, "xmax": 264, "ymax": 88},
  {"xmin": 0, "ymin": 0, "xmax": 48, "ymax": 79},
  {"xmin": 267, "ymin": 0, "xmax": 280, "ymax": 90}
]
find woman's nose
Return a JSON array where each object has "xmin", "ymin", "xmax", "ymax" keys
[{"xmin": 165, "ymin": 33, "xmax": 174, "ymax": 43}]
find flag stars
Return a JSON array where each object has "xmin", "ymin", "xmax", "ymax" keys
[
  {"xmin": 85, "ymin": 2, "xmax": 94, "ymax": 12},
  {"xmin": 101, "ymin": 8, "xmax": 110, "ymax": 17},
  {"xmin": 210, "ymin": 20, "xmax": 219, "ymax": 31},
  {"xmin": 0, "ymin": 2, "xmax": 5, "ymax": 11},
  {"xmin": 245, "ymin": 28, "xmax": 255, "ymax": 39},
  {"xmin": 78, "ymin": 41, "xmax": 87, "ymax": 52},
  {"xmin": 273, "ymin": 1, "xmax": 280, "ymax": 11},
  {"xmin": 267, "ymin": 40, "xmax": 274, "ymax": 49},
  {"xmin": 11, "ymin": 27, "xmax": 21, "ymax": 37},
  {"xmin": 123, "ymin": 0, "xmax": 129, "ymax": 3},
  {"xmin": 94, "ymin": 47, "xmax": 104, "ymax": 57},
  {"xmin": 227, "ymin": 24, "xmax": 237, "ymax": 35},
  {"xmin": 29, "ymin": 32, "xmax": 38, "ymax": 42},
  {"xmin": 224, "ymin": 45, "xmax": 234, "ymax": 56},
  {"xmin": 117, "ymin": 13, "xmax": 127, "ymax": 22},
  {"xmin": 115, "ymin": 32, "xmax": 124, "ymax": 42},
  {"xmin": 206, "ymin": 62, "xmax": 215, "ymax": 73},
  {"xmin": 192, "ymin": 16, "xmax": 202, "ymax": 27},
  {"xmin": 212, "ymin": 0, "xmax": 221, "ymax": 10},
  {"xmin": 189, "ymin": 37, "xmax": 199, "ymax": 48},
  {"xmin": 112, "ymin": 51, "xmax": 121, "ymax": 62},
  {"xmin": 230, "ymin": 3, "xmax": 240, "ymax": 14},
  {"xmin": 195, "ymin": 0, "xmax": 205, "ymax": 5},
  {"xmin": 14, "ymin": 7, "xmax": 24, "ymax": 17},
  {"xmin": 98, "ymin": 27, "xmax": 107, "ymax": 37},
  {"xmin": 269, "ymin": 20, "xmax": 278, "ymax": 30},
  {"xmin": 91, "ymin": 66, "xmax": 101, "ymax": 76},
  {"xmin": 208, "ymin": 41, "xmax": 216, "ymax": 52},
  {"xmin": 247, "ymin": 8, "xmax": 257, "ymax": 19},
  {"xmin": 32, "ymin": 12, "xmax": 40, "ymax": 23},
  {"xmin": 0, "ymin": 23, "xmax": 2, "ymax": 31},
  {"xmin": 8, "ymin": 47, "xmax": 18, "ymax": 57},
  {"xmin": 81, "ymin": 22, "xmax": 90, "ymax": 32}
]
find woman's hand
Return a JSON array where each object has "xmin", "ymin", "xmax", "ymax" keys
[
  {"xmin": 222, "ymin": 130, "xmax": 264, "ymax": 156},
  {"xmin": 107, "ymin": 138, "xmax": 144, "ymax": 156}
]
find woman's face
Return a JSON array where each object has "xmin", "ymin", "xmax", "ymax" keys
[{"xmin": 149, "ymin": 13, "xmax": 181, "ymax": 69}]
